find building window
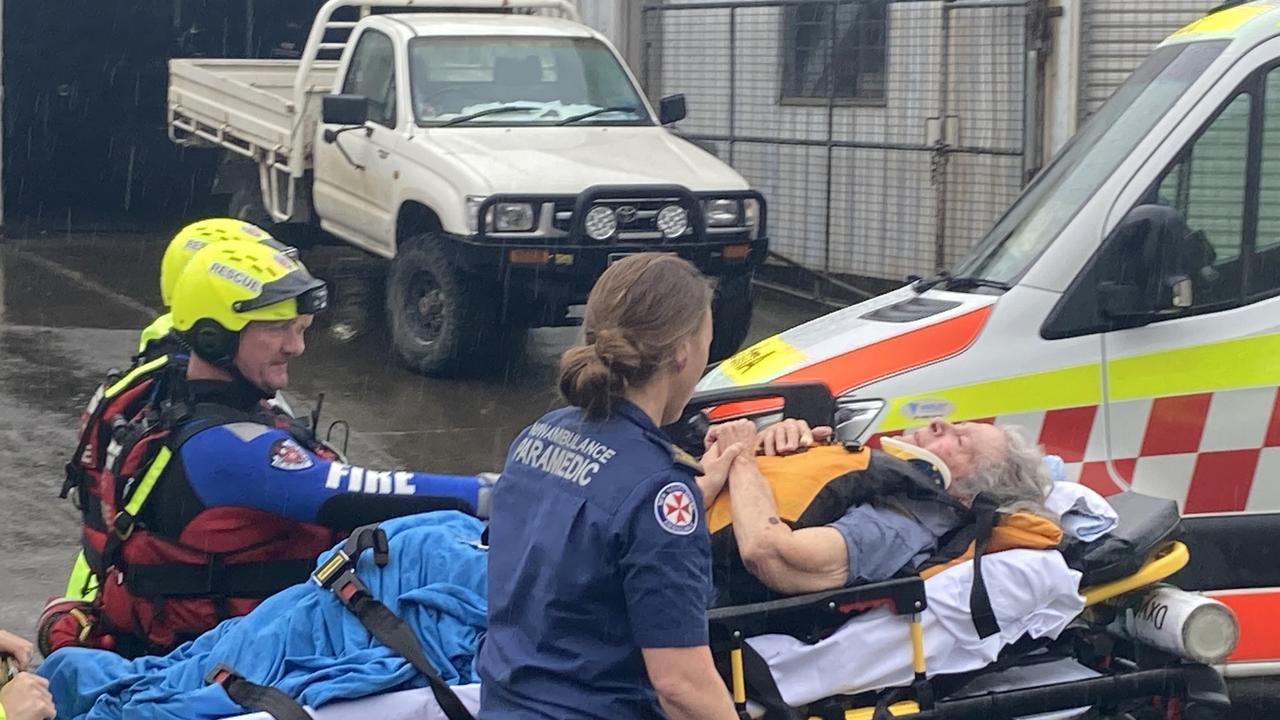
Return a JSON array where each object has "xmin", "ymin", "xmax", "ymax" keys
[{"xmin": 782, "ymin": 0, "xmax": 887, "ymax": 104}]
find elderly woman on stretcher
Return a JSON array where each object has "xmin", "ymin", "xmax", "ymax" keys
[{"xmin": 702, "ymin": 415, "xmax": 1058, "ymax": 608}]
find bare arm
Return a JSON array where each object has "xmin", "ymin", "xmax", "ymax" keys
[
  {"xmin": 642, "ymin": 646, "xmax": 738, "ymax": 720},
  {"xmin": 726, "ymin": 455, "xmax": 849, "ymax": 594}
]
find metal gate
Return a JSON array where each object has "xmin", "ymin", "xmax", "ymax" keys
[{"xmin": 641, "ymin": 0, "xmax": 1048, "ymax": 286}]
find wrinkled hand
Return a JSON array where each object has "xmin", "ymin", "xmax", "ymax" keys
[
  {"xmin": 698, "ymin": 420, "xmax": 758, "ymax": 498},
  {"xmin": 0, "ymin": 673, "xmax": 54, "ymax": 720},
  {"xmin": 0, "ymin": 631, "xmax": 32, "ymax": 669},
  {"xmin": 757, "ymin": 419, "xmax": 834, "ymax": 456},
  {"xmin": 705, "ymin": 419, "xmax": 758, "ymax": 452}
]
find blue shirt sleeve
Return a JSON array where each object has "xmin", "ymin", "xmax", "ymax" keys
[
  {"xmin": 178, "ymin": 422, "xmax": 482, "ymax": 525},
  {"xmin": 613, "ymin": 470, "xmax": 712, "ymax": 649},
  {"xmin": 827, "ymin": 501, "xmax": 946, "ymax": 585}
]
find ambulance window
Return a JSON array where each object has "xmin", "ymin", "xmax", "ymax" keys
[
  {"xmin": 1149, "ymin": 92, "xmax": 1250, "ymax": 309},
  {"xmin": 1250, "ymin": 69, "xmax": 1280, "ymax": 297}
]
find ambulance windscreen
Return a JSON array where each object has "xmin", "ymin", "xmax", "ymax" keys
[{"xmin": 953, "ymin": 40, "xmax": 1228, "ymax": 287}]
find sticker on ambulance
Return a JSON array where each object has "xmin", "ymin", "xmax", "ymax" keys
[
  {"xmin": 902, "ymin": 399, "xmax": 955, "ymax": 420},
  {"xmin": 722, "ymin": 335, "xmax": 807, "ymax": 386}
]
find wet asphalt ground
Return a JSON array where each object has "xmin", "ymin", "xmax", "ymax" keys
[{"xmin": 0, "ymin": 231, "xmax": 825, "ymax": 650}]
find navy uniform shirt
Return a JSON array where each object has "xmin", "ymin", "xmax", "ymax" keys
[{"xmin": 478, "ymin": 400, "xmax": 711, "ymax": 719}]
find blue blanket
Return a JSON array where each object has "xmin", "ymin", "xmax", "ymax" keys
[{"xmin": 41, "ymin": 512, "xmax": 488, "ymax": 720}]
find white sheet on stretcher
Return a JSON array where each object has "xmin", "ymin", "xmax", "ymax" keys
[
  {"xmin": 225, "ymin": 549, "xmax": 1083, "ymax": 719},
  {"xmin": 748, "ymin": 548, "xmax": 1085, "ymax": 707}
]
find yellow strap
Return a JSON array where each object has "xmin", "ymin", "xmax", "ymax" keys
[
  {"xmin": 910, "ymin": 615, "xmax": 926, "ymax": 675},
  {"xmin": 124, "ymin": 446, "xmax": 173, "ymax": 517},
  {"xmin": 0, "ymin": 692, "xmax": 8, "ymax": 720},
  {"xmin": 105, "ymin": 354, "xmax": 170, "ymax": 398},
  {"xmin": 730, "ymin": 646, "xmax": 746, "ymax": 705}
]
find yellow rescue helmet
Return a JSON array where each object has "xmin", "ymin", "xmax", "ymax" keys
[
  {"xmin": 171, "ymin": 240, "xmax": 328, "ymax": 366},
  {"xmin": 159, "ymin": 218, "xmax": 286, "ymax": 308}
]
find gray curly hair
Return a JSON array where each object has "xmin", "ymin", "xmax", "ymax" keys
[{"xmin": 949, "ymin": 425, "xmax": 1054, "ymax": 517}]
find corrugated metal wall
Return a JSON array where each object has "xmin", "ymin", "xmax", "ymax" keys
[
  {"xmin": 1077, "ymin": 0, "xmax": 1216, "ymax": 121},
  {"xmin": 649, "ymin": 0, "xmax": 1027, "ymax": 282}
]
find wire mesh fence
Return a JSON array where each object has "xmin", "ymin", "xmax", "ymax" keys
[{"xmin": 643, "ymin": 0, "xmax": 1038, "ymax": 286}]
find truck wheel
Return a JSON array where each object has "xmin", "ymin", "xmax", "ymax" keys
[
  {"xmin": 709, "ymin": 271, "xmax": 755, "ymax": 362},
  {"xmin": 385, "ymin": 234, "xmax": 515, "ymax": 376}
]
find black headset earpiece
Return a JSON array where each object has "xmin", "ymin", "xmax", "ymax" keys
[{"xmin": 188, "ymin": 319, "xmax": 239, "ymax": 369}]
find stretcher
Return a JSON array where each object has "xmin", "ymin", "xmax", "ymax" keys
[
  {"xmin": 220, "ymin": 382, "xmax": 1236, "ymax": 720},
  {"xmin": 224, "ymin": 487, "xmax": 1234, "ymax": 720}
]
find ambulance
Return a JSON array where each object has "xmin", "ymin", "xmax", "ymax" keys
[{"xmin": 697, "ymin": 1, "xmax": 1280, "ymax": 678}]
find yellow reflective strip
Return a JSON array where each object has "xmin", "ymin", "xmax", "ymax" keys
[
  {"xmin": 730, "ymin": 647, "xmax": 746, "ymax": 705},
  {"xmin": 1109, "ymin": 332, "xmax": 1280, "ymax": 401},
  {"xmin": 105, "ymin": 355, "xmax": 170, "ymax": 397},
  {"xmin": 63, "ymin": 552, "xmax": 99, "ymax": 602},
  {"xmin": 124, "ymin": 446, "xmax": 172, "ymax": 517},
  {"xmin": 137, "ymin": 313, "xmax": 174, "ymax": 353},
  {"xmin": 878, "ymin": 331, "xmax": 1280, "ymax": 432},
  {"xmin": 910, "ymin": 615, "xmax": 926, "ymax": 675},
  {"xmin": 881, "ymin": 363, "xmax": 1102, "ymax": 432}
]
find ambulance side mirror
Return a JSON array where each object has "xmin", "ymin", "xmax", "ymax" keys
[
  {"xmin": 1098, "ymin": 204, "xmax": 1192, "ymax": 323},
  {"xmin": 1098, "ymin": 281, "xmax": 1151, "ymax": 322}
]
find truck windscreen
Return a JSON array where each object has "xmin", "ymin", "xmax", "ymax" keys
[
  {"xmin": 409, "ymin": 36, "xmax": 650, "ymax": 127},
  {"xmin": 952, "ymin": 40, "xmax": 1228, "ymax": 285}
]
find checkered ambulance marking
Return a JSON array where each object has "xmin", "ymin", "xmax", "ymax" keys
[{"xmin": 871, "ymin": 384, "xmax": 1280, "ymax": 514}]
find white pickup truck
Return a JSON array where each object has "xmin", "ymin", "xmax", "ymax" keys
[{"xmin": 168, "ymin": 0, "xmax": 766, "ymax": 375}]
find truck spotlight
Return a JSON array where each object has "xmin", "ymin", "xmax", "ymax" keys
[
  {"xmin": 494, "ymin": 203, "xmax": 535, "ymax": 232},
  {"xmin": 657, "ymin": 205, "xmax": 689, "ymax": 239},
  {"xmin": 585, "ymin": 206, "xmax": 618, "ymax": 241}
]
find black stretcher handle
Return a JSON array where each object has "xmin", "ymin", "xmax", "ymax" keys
[
  {"xmin": 664, "ymin": 382, "xmax": 838, "ymax": 456},
  {"xmin": 707, "ymin": 577, "xmax": 927, "ymax": 650}
]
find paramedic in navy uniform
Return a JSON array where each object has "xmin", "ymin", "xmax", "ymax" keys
[{"xmin": 478, "ymin": 253, "xmax": 747, "ymax": 720}]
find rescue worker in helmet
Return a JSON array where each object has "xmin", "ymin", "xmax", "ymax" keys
[
  {"xmin": 59, "ymin": 218, "xmax": 296, "ymax": 611},
  {"xmin": 40, "ymin": 240, "xmax": 490, "ymax": 658},
  {"xmin": 139, "ymin": 218, "xmax": 291, "ymax": 357}
]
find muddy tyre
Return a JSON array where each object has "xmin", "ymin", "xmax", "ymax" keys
[
  {"xmin": 385, "ymin": 234, "xmax": 514, "ymax": 376},
  {"xmin": 709, "ymin": 271, "xmax": 755, "ymax": 362}
]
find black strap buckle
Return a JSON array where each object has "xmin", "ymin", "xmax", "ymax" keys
[
  {"xmin": 311, "ymin": 524, "xmax": 389, "ymax": 604},
  {"xmin": 61, "ymin": 462, "xmax": 85, "ymax": 499},
  {"xmin": 111, "ymin": 511, "xmax": 136, "ymax": 541},
  {"xmin": 311, "ymin": 548, "xmax": 366, "ymax": 604}
]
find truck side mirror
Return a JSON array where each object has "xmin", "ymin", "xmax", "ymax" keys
[
  {"xmin": 659, "ymin": 94, "xmax": 687, "ymax": 125},
  {"xmin": 323, "ymin": 94, "xmax": 370, "ymax": 126}
]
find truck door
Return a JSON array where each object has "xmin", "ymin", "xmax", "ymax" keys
[
  {"xmin": 314, "ymin": 27, "xmax": 401, "ymax": 255},
  {"xmin": 1092, "ymin": 60, "xmax": 1280, "ymax": 666}
]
